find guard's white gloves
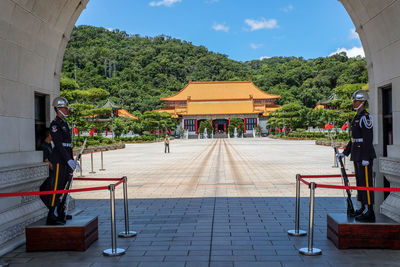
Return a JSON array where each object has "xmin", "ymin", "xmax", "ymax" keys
[
  {"xmin": 362, "ymin": 160, "xmax": 369, "ymax": 166},
  {"xmin": 337, "ymin": 153, "xmax": 345, "ymax": 158},
  {"xmin": 68, "ymin": 159, "xmax": 76, "ymax": 170}
]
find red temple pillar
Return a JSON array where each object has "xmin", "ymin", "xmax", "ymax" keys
[
  {"xmin": 183, "ymin": 119, "xmax": 185, "ymax": 129},
  {"xmin": 228, "ymin": 119, "xmax": 230, "ymax": 125},
  {"xmin": 244, "ymin": 118, "xmax": 246, "ymax": 133},
  {"xmin": 195, "ymin": 119, "xmax": 198, "ymax": 133}
]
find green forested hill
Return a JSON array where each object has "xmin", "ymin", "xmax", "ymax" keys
[{"xmin": 62, "ymin": 25, "xmax": 367, "ymax": 113}]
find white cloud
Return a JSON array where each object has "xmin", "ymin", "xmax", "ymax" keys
[
  {"xmin": 250, "ymin": 43, "xmax": 263, "ymax": 50},
  {"xmin": 245, "ymin": 18, "xmax": 279, "ymax": 31},
  {"xmin": 349, "ymin": 28, "xmax": 359, "ymax": 40},
  {"xmin": 212, "ymin": 23, "xmax": 229, "ymax": 32},
  {"xmin": 330, "ymin": 46, "xmax": 365, "ymax": 58},
  {"xmin": 149, "ymin": 0, "xmax": 181, "ymax": 7},
  {"xmin": 260, "ymin": 56, "xmax": 270, "ymax": 60},
  {"xmin": 106, "ymin": 28, "xmax": 113, "ymax": 32},
  {"xmin": 282, "ymin": 4, "xmax": 294, "ymax": 13}
]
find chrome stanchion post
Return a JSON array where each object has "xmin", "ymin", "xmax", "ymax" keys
[
  {"xmin": 89, "ymin": 151, "xmax": 96, "ymax": 174},
  {"xmin": 79, "ymin": 157, "xmax": 84, "ymax": 177},
  {"xmin": 103, "ymin": 184, "xmax": 125, "ymax": 256},
  {"xmin": 288, "ymin": 174, "xmax": 307, "ymax": 236},
  {"xmin": 299, "ymin": 182, "xmax": 321, "ymax": 256},
  {"xmin": 119, "ymin": 176, "xmax": 137, "ymax": 238},
  {"xmin": 99, "ymin": 150, "xmax": 106, "ymax": 171}
]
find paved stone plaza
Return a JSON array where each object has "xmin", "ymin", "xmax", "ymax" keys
[{"xmin": 2, "ymin": 138, "xmax": 400, "ymax": 266}]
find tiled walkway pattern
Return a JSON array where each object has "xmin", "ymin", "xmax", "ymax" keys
[{"xmin": 2, "ymin": 138, "xmax": 399, "ymax": 266}]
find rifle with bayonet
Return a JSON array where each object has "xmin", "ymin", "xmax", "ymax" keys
[
  {"xmin": 330, "ymin": 134, "xmax": 355, "ymax": 216},
  {"xmin": 61, "ymin": 138, "xmax": 87, "ymax": 221}
]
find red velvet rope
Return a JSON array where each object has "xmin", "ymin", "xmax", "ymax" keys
[
  {"xmin": 299, "ymin": 175, "xmax": 400, "ymax": 192},
  {"xmin": 114, "ymin": 178, "xmax": 125, "ymax": 187},
  {"xmin": 0, "ymin": 186, "xmax": 109, "ymax": 198},
  {"xmin": 298, "ymin": 177, "xmax": 310, "ymax": 186},
  {"xmin": 74, "ymin": 178, "xmax": 122, "ymax": 181},
  {"xmin": 0, "ymin": 177, "xmax": 125, "ymax": 198},
  {"xmin": 299, "ymin": 174, "xmax": 355, "ymax": 179},
  {"xmin": 316, "ymin": 183, "xmax": 400, "ymax": 192}
]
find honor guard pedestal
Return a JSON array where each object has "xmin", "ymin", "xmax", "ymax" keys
[
  {"xmin": 327, "ymin": 213, "xmax": 400, "ymax": 249},
  {"xmin": 26, "ymin": 216, "xmax": 98, "ymax": 252}
]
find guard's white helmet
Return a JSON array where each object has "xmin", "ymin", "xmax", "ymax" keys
[
  {"xmin": 351, "ymin": 89, "xmax": 368, "ymax": 102},
  {"xmin": 52, "ymin": 97, "xmax": 69, "ymax": 109}
]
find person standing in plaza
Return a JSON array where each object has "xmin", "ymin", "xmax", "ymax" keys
[
  {"xmin": 164, "ymin": 134, "xmax": 170, "ymax": 153},
  {"xmin": 338, "ymin": 89, "xmax": 376, "ymax": 222},
  {"xmin": 47, "ymin": 97, "xmax": 79, "ymax": 225}
]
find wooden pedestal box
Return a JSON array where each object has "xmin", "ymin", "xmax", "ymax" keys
[
  {"xmin": 327, "ymin": 213, "xmax": 400, "ymax": 249},
  {"xmin": 26, "ymin": 216, "xmax": 98, "ymax": 252}
]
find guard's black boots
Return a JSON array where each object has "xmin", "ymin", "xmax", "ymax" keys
[
  {"xmin": 355, "ymin": 205, "xmax": 375, "ymax": 222},
  {"xmin": 348, "ymin": 206, "xmax": 364, "ymax": 217},
  {"xmin": 354, "ymin": 206, "xmax": 365, "ymax": 216},
  {"xmin": 46, "ymin": 207, "xmax": 65, "ymax": 225},
  {"xmin": 58, "ymin": 208, "xmax": 72, "ymax": 221}
]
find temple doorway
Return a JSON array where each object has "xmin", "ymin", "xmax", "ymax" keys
[{"xmin": 213, "ymin": 119, "xmax": 229, "ymax": 133}]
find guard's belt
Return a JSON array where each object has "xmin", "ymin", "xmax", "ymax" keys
[
  {"xmin": 351, "ymin": 138, "xmax": 363, "ymax": 143},
  {"xmin": 62, "ymin": 143, "xmax": 72, "ymax": 147}
]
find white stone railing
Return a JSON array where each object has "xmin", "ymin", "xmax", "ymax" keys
[
  {"xmin": 379, "ymin": 157, "xmax": 400, "ymax": 222},
  {"xmin": 0, "ymin": 163, "xmax": 48, "ymax": 256}
]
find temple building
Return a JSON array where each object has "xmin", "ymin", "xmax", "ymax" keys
[{"xmin": 156, "ymin": 79, "xmax": 281, "ymax": 136}]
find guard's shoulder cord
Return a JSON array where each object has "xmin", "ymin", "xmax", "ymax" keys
[{"xmin": 359, "ymin": 114, "xmax": 373, "ymax": 129}]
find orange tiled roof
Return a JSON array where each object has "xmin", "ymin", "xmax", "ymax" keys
[
  {"xmin": 259, "ymin": 104, "xmax": 281, "ymax": 116},
  {"xmin": 313, "ymin": 104, "xmax": 325, "ymax": 110},
  {"xmin": 186, "ymin": 100, "xmax": 261, "ymax": 115},
  {"xmin": 161, "ymin": 80, "xmax": 280, "ymax": 101},
  {"xmin": 154, "ymin": 108, "xmax": 180, "ymax": 118},
  {"xmin": 117, "ymin": 109, "xmax": 138, "ymax": 120}
]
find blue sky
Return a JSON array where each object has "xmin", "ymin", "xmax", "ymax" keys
[{"xmin": 76, "ymin": 0, "xmax": 363, "ymax": 62}]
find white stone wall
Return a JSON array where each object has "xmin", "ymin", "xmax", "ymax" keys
[{"xmin": 340, "ymin": 0, "xmax": 400, "ymax": 221}]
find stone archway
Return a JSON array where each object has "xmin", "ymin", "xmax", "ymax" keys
[{"xmin": 0, "ymin": 0, "xmax": 399, "ymax": 255}]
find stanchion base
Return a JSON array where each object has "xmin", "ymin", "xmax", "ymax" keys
[
  {"xmin": 99, "ymin": 169, "xmax": 106, "ymax": 171},
  {"xmin": 118, "ymin": 230, "xmax": 137, "ymax": 238},
  {"xmin": 299, "ymin": 247, "xmax": 322, "ymax": 256},
  {"xmin": 89, "ymin": 172, "xmax": 96, "ymax": 174},
  {"xmin": 287, "ymin": 229, "xmax": 307, "ymax": 236},
  {"xmin": 103, "ymin": 248, "xmax": 125, "ymax": 256}
]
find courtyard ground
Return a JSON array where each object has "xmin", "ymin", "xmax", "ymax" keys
[{"xmin": 2, "ymin": 138, "xmax": 398, "ymax": 267}]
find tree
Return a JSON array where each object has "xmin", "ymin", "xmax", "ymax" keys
[
  {"xmin": 198, "ymin": 120, "xmax": 213, "ymax": 136},
  {"xmin": 268, "ymin": 103, "xmax": 310, "ymax": 130},
  {"xmin": 139, "ymin": 111, "xmax": 178, "ymax": 134},
  {"xmin": 228, "ymin": 118, "xmax": 244, "ymax": 137},
  {"xmin": 113, "ymin": 117, "xmax": 129, "ymax": 138},
  {"xmin": 60, "ymin": 76, "xmax": 79, "ymax": 91}
]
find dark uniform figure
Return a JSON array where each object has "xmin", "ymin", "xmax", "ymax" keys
[
  {"xmin": 39, "ymin": 129, "xmax": 53, "ymax": 209},
  {"xmin": 47, "ymin": 97, "xmax": 78, "ymax": 225},
  {"xmin": 340, "ymin": 89, "xmax": 376, "ymax": 222}
]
